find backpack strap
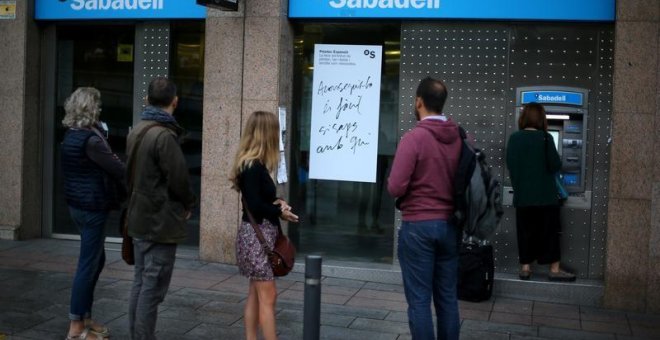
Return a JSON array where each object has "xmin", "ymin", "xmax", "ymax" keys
[{"xmin": 458, "ymin": 126, "xmax": 468, "ymax": 140}]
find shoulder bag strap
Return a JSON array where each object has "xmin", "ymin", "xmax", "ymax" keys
[
  {"xmin": 241, "ymin": 195, "xmax": 274, "ymax": 254},
  {"xmin": 127, "ymin": 123, "xmax": 161, "ymax": 193}
]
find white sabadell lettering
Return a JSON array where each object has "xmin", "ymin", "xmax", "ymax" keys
[
  {"xmin": 329, "ymin": 0, "xmax": 346, "ymax": 8},
  {"xmin": 364, "ymin": 0, "xmax": 378, "ymax": 8},
  {"xmin": 71, "ymin": 0, "xmax": 162, "ymax": 11},
  {"xmin": 71, "ymin": 0, "xmax": 85, "ymax": 10},
  {"xmin": 395, "ymin": 0, "xmax": 409, "ymax": 8},
  {"xmin": 410, "ymin": 0, "xmax": 424, "ymax": 9},
  {"xmin": 347, "ymin": 0, "xmax": 361, "ymax": 8},
  {"xmin": 329, "ymin": 0, "xmax": 437, "ymax": 9},
  {"xmin": 378, "ymin": 0, "xmax": 393, "ymax": 8}
]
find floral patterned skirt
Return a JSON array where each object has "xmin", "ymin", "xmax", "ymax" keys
[{"xmin": 236, "ymin": 219, "xmax": 277, "ymax": 281}]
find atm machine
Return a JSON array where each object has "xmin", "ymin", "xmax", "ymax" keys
[
  {"xmin": 513, "ymin": 86, "xmax": 589, "ymax": 198},
  {"xmin": 498, "ymin": 85, "xmax": 606, "ymax": 283}
]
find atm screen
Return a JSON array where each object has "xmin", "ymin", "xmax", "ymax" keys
[{"xmin": 548, "ymin": 130, "xmax": 561, "ymax": 155}]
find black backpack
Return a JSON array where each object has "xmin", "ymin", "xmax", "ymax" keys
[
  {"xmin": 452, "ymin": 127, "xmax": 504, "ymax": 241},
  {"xmin": 454, "ymin": 127, "xmax": 503, "ymax": 302}
]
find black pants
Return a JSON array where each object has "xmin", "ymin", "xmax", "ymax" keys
[{"xmin": 515, "ymin": 205, "xmax": 561, "ymax": 265}]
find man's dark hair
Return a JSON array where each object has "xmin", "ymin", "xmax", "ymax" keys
[
  {"xmin": 416, "ymin": 77, "xmax": 448, "ymax": 114},
  {"xmin": 147, "ymin": 77, "xmax": 177, "ymax": 107}
]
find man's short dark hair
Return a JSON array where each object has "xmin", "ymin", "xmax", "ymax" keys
[
  {"xmin": 148, "ymin": 77, "xmax": 177, "ymax": 107},
  {"xmin": 416, "ymin": 77, "xmax": 448, "ymax": 114}
]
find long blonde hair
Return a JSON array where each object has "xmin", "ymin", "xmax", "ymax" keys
[{"xmin": 230, "ymin": 111, "xmax": 280, "ymax": 191}]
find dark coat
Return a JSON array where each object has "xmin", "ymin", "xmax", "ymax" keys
[
  {"xmin": 125, "ymin": 120, "xmax": 196, "ymax": 244},
  {"xmin": 506, "ymin": 130, "xmax": 562, "ymax": 207}
]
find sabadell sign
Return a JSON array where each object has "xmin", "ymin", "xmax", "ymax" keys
[
  {"xmin": 35, "ymin": 0, "xmax": 206, "ymax": 20},
  {"xmin": 289, "ymin": 0, "xmax": 615, "ymax": 21}
]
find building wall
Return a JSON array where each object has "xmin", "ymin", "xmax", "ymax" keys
[
  {"xmin": 1, "ymin": 0, "xmax": 658, "ymax": 313},
  {"xmin": 0, "ymin": 0, "xmax": 42, "ymax": 240},
  {"xmin": 605, "ymin": 0, "xmax": 660, "ymax": 312},
  {"xmin": 197, "ymin": 0, "xmax": 660, "ymax": 311},
  {"xmin": 200, "ymin": 0, "xmax": 293, "ymax": 263}
]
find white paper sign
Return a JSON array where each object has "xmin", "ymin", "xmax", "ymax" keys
[
  {"xmin": 309, "ymin": 44, "xmax": 382, "ymax": 183},
  {"xmin": 277, "ymin": 107, "xmax": 288, "ymax": 184}
]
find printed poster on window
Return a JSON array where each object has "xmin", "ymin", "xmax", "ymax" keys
[{"xmin": 309, "ymin": 44, "xmax": 382, "ymax": 183}]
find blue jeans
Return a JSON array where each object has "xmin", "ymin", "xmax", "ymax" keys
[
  {"xmin": 128, "ymin": 240, "xmax": 177, "ymax": 340},
  {"xmin": 398, "ymin": 219, "xmax": 460, "ymax": 340},
  {"xmin": 69, "ymin": 207, "xmax": 108, "ymax": 321}
]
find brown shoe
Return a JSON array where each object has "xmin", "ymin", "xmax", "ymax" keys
[{"xmin": 548, "ymin": 269, "xmax": 576, "ymax": 282}]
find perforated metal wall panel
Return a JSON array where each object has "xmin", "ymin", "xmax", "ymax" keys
[
  {"xmin": 399, "ymin": 23, "xmax": 614, "ymax": 280},
  {"xmin": 588, "ymin": 29, "xmax": 614, "ymax": 278},
  {"xmin": 133, "ymin": 22, "xmax": 171, "ymax": 120},
  {"xmin": 400, "ymin": 24, "xmax": 509, "ymax": 177}
]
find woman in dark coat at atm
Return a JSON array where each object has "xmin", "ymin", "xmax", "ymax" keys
[{"xmin": 506, "ymin": 102, "xmax": 576, "ymax": 282}]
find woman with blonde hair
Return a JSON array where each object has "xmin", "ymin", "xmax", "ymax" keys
[
  {"xmin": 61, "ymin": 87, "xmax": 125, "ymax": 339},
  {"xmin": 229, "ymin": 111, "xmax": 298, "ymax": 340}
]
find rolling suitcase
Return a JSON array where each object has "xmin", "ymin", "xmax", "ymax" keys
[{"xmin": 457, "ymin": 242, "xmax": 494, "ymax": 302}]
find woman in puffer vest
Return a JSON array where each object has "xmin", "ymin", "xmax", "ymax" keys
[{"xmin": 60, "ymin": 87, "xmax": 126, "ymax": 340}]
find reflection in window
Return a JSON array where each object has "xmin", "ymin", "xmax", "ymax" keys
[
  {"xmin": 170, "ymin": 22, "xmax": 205, "ymax": 246},
  {"xmin": 53, "ymin": 25, "xmax": 135, "ymax": 237},
  {"xmin": 290, "ymin": 24, "xmax": 400, "ymax": 263}
]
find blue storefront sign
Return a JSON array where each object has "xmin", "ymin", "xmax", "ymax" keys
[
  {"xmin": 289, "ymin": 0, "xmax": 615, "ymax": 21},
  {"xmin": 521, "ymin": 91, "xmax": 584, "ymax": 106},
  {"xmin": 35, "ymin": 0, "xmax": 206, "ymax": 20}
]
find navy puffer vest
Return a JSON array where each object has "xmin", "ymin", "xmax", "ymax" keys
[{"xmin": 61, "ymin": 129, "xmax": 109, "ymax": 211}]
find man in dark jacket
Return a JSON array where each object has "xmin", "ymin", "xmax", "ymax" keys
[
  {"xmin": 126, "ymin": 77, "xmax": 196, "ymax": 340},
  {"xmin": 387, "ymin": 77, "xmax": 462, "ymax": 340}
]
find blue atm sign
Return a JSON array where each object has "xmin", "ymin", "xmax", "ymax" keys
[
  {"xmin": 35, "ymin": 0, "xmax": 206, "ymax": 20},
  {"xmin": 289, "ymin": 0, "xmax": 615, "ymax": 21},
  {"xmin": 521, "ymin": 91, "xmax": 584, "ymax": 106}
]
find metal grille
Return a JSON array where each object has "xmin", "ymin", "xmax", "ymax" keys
[
  {"xmin": 399, "ymin": 23, "xmax": 613, "ymax": 279},
  {"xmin": 133, "ymin": 22, "xmax": 171, "ymax": 120}
]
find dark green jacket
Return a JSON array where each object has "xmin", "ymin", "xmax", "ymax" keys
[
  {"xmin": 125, "ymin": 120, "xmax": 196, "ymax": 244},
  {"xmin": 506, "ymin": 130, "xmax": 561, "ymax": 207}
]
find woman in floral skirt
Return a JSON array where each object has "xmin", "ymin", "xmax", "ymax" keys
[{"xmin": 229, "ymin": 111, "xmax": 299, "ymax": 340}]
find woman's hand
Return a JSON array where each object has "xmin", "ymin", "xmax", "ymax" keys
[
  {"xmin": 274, "ymin": 198, "xmax": 292, "ymax": 212},
  {"xmin": 280, "ymin": 209, "xmax": 299, "ymax": 223},
  {"xmin": 274, "ymin": 198, "xmax": 297, "ymax": 222}
]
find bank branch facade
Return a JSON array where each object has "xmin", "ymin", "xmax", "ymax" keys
[{"xmin": 2, "ymin": 0, "xmax": 660, "ymax": 312}]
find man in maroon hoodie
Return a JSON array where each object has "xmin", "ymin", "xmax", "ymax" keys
[{"xmin": 388, "ymin": 77, "xmax": 462, "ymax": 340}]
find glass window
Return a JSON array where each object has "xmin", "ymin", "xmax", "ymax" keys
[
  {"xmin": 170, "ymin": 22, "xmax": 205, "ymax": 246},
  {"xmin": 53, "ymin": 25, "xmax": 135, "ymax": 237},
  {"xmin": 289, "ymin": 24, "xmax": 400, "ymax": 263},
  {"xmin": 52, "ymin": 22, "xmax": 204, "ymax": 246}
]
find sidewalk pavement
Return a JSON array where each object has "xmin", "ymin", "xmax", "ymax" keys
[{"xmin": 0, "ymin": 239, "xmax": 659, "ymax": 340}]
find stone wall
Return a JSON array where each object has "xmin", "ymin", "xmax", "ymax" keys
[
  {"xmin": 200, "ymin": 0, "xmax": 293, "ymax": 263},
  {"xmin": 0, "ymin": 0, "xmax": 42, "ymax": 240},
  {"xmin": 606, "ymin": 0, "xmax": 660, "ymax": 312}
]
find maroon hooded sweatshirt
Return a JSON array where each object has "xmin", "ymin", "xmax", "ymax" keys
[{"xmin": 387, "ymin": 117, "xmax": 462, "ymax": 222}]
